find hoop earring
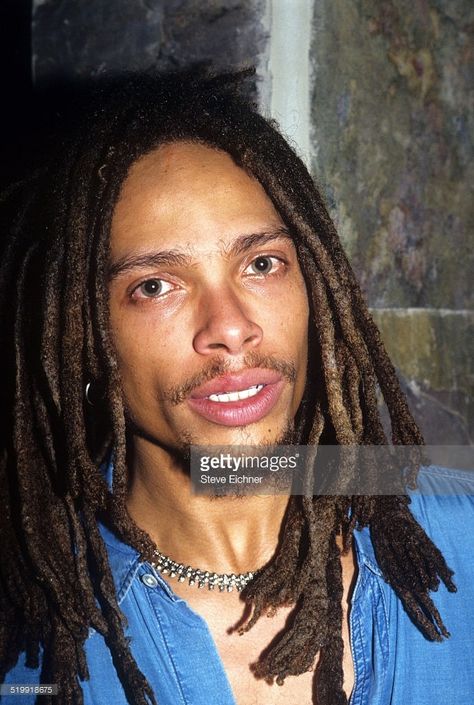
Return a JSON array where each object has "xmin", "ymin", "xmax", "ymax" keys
[{"xmin": 85, "ymin": 381, "xmax": 95, "ymax": 406}]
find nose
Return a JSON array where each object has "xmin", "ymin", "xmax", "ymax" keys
[{"xmin": 193, "ymin": 286, "xmax": 263, "ymax": 356}]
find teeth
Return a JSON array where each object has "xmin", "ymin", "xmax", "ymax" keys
[{"xmin": 208, "ymin": 384, "xmax": 264, "ymax": 403}]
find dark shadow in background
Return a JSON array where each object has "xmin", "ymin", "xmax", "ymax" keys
[
  {"xmin": 0, "ymin": 1, "xmax": 86, "ymax": 193},
  {"xmin": 0, "ymin": 1, "xmax": 102, "ymax": 192},
  {"xmin": 0, "ymin": 0, "xmax": 263, "ymax": 193},
  {"xmin": 1, "ymin": 0, "xmax": 32, "ymax": 190}
]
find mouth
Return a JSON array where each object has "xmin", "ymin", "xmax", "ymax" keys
[
  {"xmin": 207, "ymin": 384, "xmax": 264, "ymax": 403},
  {"xmin": 187, "ymin": 369, "xmax": 286, "ymax": 427}
]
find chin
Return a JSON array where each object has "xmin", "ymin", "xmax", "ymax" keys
[
  {"xmin": 126, "ymin": 411, "xmax": 298, "ymax": 465},
  {"xmin": 182, "ymin": 417, "xmax": 298, "ymax": 449}
]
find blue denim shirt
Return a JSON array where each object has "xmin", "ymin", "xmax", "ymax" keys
[{"xmin": 2, "ymin": 465, "xmax": 474, "ymax": 704}]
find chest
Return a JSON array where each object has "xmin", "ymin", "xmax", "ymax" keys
[
  {"xmin": 201, "ymin": 601, "xmax": 354, "ymax": 705},
  {"xmin": 170, "ymin": 548, "xmax": 357, "ymax": 705}
]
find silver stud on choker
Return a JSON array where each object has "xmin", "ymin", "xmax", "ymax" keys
[{"xmin": 151, "ymin": 549, "xmax": 260, "ymax": 592}]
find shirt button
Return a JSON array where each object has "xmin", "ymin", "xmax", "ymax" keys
[{"xmin": 141, "ymin": 573, "xmax": 159, "ymax": 588}]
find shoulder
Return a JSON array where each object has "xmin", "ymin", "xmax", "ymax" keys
[
  {"xmin": 354, "ymin": 465, "xmax": 474, "ymax": 576},
  {"xmin": 413, "ymin": 464, "xmax": 474, "ymax": 494},
  {"xmin": 408, "ymin": 465, "xmax": 474, "ymax": 528},
  {"xmin": 407, "ymin": 465, "xmax": 474, "ymax": 581}
]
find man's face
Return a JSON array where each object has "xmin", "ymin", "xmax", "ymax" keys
[{"xmin": 108, "ymin": 142, "xmax": 309, "ymax": 451}]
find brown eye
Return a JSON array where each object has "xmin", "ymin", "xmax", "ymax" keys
[
  {"xmin": 250, "ymin": 256, "xmax": 273, "ymax": 274},
  {"xmin": 140, "ymin": 279, "xmax": 163, "ymax": 297},
  {"xmin": 131, "ymin": 277, "xmax": 175, "ymax": 301}
]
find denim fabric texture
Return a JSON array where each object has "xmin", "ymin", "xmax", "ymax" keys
[{"xmin": 2, "ymin": 465, "xmax": 474, "ymax": 704}]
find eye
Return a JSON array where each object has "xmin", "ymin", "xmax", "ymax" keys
[
  {"xmin": 132, "ymin": 278, "xmax": 174, "ymax": 299},
  {"xmin": 247, "ymin": 255, "xmax": 280, "ymax": 275}
]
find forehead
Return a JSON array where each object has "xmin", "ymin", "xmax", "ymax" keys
[{"xmin": 110, "ymin": 141, "xmax": 286, "ymax": 256}]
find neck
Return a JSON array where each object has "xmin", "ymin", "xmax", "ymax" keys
[{"xmin": 125, "ymin": 436, "xmax": 290, "ymax": 575}]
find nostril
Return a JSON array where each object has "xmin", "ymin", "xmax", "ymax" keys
[{"xmin": 192, "ymin": 298, "xmax": 264, "ymax": 356}]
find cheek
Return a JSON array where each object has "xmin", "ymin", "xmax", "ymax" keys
[
  {"xmin": 286, "ymin": 281, "xmax": 309, "ymax": 385},
  {"xmin": 282, "ymin": 280, "xmax": 309, "ymax": 347},
  {"xmin": 110, "ymin": 311, "xmax": 177, "ymax": 393},
  {"xmin": 110, "ymin": 329, "xmax": 180, "ymax": 438}
]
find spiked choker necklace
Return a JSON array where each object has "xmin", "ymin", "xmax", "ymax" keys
[{"xmin": 151, "ymin": 549, "xmax": 260, "ymax": 593}]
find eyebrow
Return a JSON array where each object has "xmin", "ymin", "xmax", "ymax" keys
[{"xmin": 108, "ymin": 227, "xmax": 293, "ymax": 281}]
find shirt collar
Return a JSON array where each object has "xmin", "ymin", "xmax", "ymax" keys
[
  {"xmin": 352, "ymin": 524, "xmax": 382, "ymax": 576},
  {"xmin": 98, "ymin": 455, "xmax": 180, "ymax": 603},
  {"xmin": 98, "ymin": 519, "xmax": 143, "ymax": 604}
]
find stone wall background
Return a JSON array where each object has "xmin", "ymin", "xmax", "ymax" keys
[
  {"xmin": 29, "ymin": 0, "xmax": 473, "ymax": 443},
  {"xmin": 32, "ymin": 0, "xmax": 268, "ymax": 82},
  {"xmin": 310, "ymin": 0, "xmax": 473, "ymax": 443}
]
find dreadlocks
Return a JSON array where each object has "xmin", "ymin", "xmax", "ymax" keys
[{"xmin": 0, "ymin": 68, "xmax": 456, "ymax": 705}]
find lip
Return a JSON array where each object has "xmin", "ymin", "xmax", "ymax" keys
[
  {"xmin": 190, "ymin": 369, "xmax": 283, "ymax": 398},
  {"xmin": 187, "ymin": 369, "xmax": 286, "ymax": 427}
]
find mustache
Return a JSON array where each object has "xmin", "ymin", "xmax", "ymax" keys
[{"xmin": 163, "ymin": 351, "xmax": 297, "ymax": 406}]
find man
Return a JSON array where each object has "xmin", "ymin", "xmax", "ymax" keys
[{"xmin": 0, "ymin": 69, "xmax": 473, "ymax": 705}]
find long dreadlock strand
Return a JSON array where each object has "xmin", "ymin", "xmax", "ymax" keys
[{"xmin": 314, "ymin": 527, "xmax": 347, "ymax": 705}]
